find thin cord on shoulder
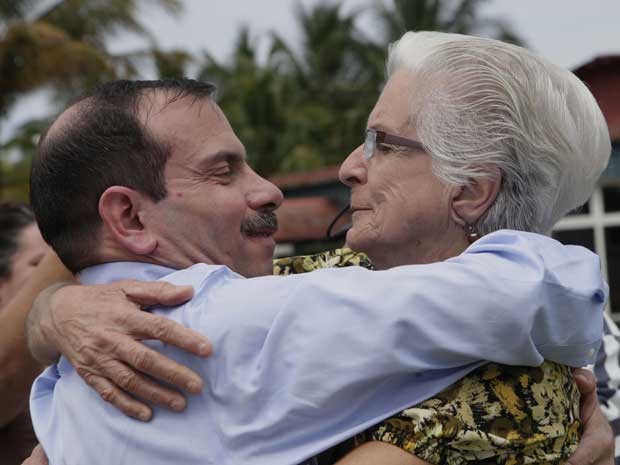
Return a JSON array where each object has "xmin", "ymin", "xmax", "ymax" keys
[{"xmin": 326, "ymin": 204, "xmax": 351, "ymax": 241}]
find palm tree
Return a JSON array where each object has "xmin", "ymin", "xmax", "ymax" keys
[
  {"xmin": 0, "ymin": 0, "xmax": 183, "ymax": 199},
  {"xmin": 0, "ymin": 118, "xmax": 46, "ymax": 201},
  {"xmin": 374, "ymin": 0, "xmax": 523, "ymax": 45},
  {"xmin": 267, "ymin": 2, "xmax": 382, "ymax": 172},
  {"xmin": 0, "ymin": 0, "xmax": 182, "ymax": 116},
  {"xmin": 198, "ymin": 27, "xmax": 290, "ymax": 175}
]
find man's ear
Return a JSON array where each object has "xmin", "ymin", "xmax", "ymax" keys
[
  {"xmin": 98, "ymin": 186, "xmax": 157, "ymax": 256},
  {"xmin": 450, "ymin": 167, "xmax": 502, "ymax": 226}
]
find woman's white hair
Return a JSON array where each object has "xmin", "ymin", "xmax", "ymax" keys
[{"xmin": 387, "ymin": 31, "xmax": 611, "ymax": 234}]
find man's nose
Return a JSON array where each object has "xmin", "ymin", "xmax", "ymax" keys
[{"xmin": 248, "ymin": 172, "xmax": 284, "ymax": 211}]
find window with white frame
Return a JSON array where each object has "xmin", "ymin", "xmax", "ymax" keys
[{"xmin": 552, "ymin": 141, "xmax": 620, "ymax": 320}]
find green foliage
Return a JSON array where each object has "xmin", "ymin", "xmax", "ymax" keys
[
  {"xmin": 0, "ymin": 117, "xmax": 49, "ymax": 201},
  {"xmin": 0, "ymin": 0, "xmax": 183, "ymax": 201},
  {"xmin": 199, "ymin": 0, "xmax": 522, "ymax": 178},
  {"xmin": 1, "ymin": 0, "xmax": 524, "ymax": 200}
]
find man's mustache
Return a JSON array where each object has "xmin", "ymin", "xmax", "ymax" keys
[{"xmin": 241, "ymin": 211, "xmax": 278, "ymax": 236}]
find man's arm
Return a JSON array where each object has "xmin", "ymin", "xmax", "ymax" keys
[
  {"xmin": 27, "ymin": 232, "xmax": 609, "ymax": 463},
  {"xmin": 28, "ymin": 231, "xmax": 604, "ymax": 419},
  {"xmin": 0, "ymin": 251, "xmax": 71, "ymax": 426}
]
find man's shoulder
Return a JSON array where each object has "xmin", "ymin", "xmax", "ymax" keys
[{"xmin": 159, "ymin": 262, "xmax": 241, "ymax": 289}]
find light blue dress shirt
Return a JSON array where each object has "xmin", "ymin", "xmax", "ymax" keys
[{"xmin": 31, "ymin": 230, "xmax": 607, "ymax": 465}]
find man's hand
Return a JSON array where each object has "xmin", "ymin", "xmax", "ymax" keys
[
  {"xmin": 567, "ymin": 368, "xmax": 615, "ymax": 465},
  {"xmin": 27, "ymin": 280, "xmax": 212, "ymax": 421},
  {"xmin": 22, "ymin": 445, "xmax": 48, "ymax": 465}
]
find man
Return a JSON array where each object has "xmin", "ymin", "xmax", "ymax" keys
[{"xmin": 26, "ymin": 74, "xmax": 605, "ymax": 465}]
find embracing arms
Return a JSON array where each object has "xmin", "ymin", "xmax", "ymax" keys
[
  {"xmin": 0, "ymin": 251, "xmax": 210, "ymax": 424},
  {"xmin": 332, "ymin": 369, "xmax": 615, "ymax": 465},
  {"xmin": 28, "ymin": 278, "xmax": 209, "ymax": 420},
  {"xmin": 21, "ymin": 241, "xmax": 612, "ymax": 462},
  {"xmin": 28, "ymin": 231, "xmax": 606, "ymax": 414}
]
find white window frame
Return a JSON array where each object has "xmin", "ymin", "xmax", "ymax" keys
[{"xmin": 553, "ymin": 186, "xmax": 620, "ymax": 320}]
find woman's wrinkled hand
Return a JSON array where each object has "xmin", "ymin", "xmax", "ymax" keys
[
  {"xmin": 27, "ymin": 280, "xmax": 212, "ymax": 421},
  {"xmin": 566, "ymin": 368, "xmax": 615, "ymax": 465}
]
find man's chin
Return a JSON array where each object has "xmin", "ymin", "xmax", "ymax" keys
[
  {"xmin": 239, "ymin": 236, "xmax": 276, "ymax": 277},
  {"xmin": 243, "ymin": 258, "xmax": 275, "ymax": 278}
]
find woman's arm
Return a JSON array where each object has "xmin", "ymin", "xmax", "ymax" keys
[
  {"xmin": 335, "ymin": 443, "xmax": 426, "ymax": 465},
  {"xmin": 26, "ymin": 278, "xmax": 212, "ymax": 420},
  {"xmin": 0, "ymin": 251, "xmax": 72, "ymax": 426},
  {"xmin": 334, "ymin": 370, "xmax": 613, "ymax": 465}
]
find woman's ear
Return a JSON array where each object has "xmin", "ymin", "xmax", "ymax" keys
[
  {"xmin": 98, "ymin": 187, "xmax": 157, "ymax": 255},
  {"xmin": 451, "ymin": 167, "xmax": 502, "ymax": 226}
]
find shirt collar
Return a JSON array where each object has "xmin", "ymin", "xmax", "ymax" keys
[{"xmin": 78, "ymin": 262, "xmax": 177, "ymax": 285}]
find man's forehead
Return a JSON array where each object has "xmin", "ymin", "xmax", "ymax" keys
[
  {"xmin": 137, "ymin": 89, "xmax": 220, "ymax": 125},
  {"xmin": 140, "ymin": 90, "xmax": 245, "ymax": 163}
]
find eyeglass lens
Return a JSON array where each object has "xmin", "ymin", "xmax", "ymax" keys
[{"xmin": 364, "ymin": 130, "xmax": 376, "ymax": 160}]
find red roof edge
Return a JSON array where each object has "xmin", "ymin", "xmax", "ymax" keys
[
  {"xmin": 269, "ymin": 165, "xmax": 341, "ymax": 189},
  {"xmin": 573, "ymin": 55, "xmax": 620, "ymax": 77}
]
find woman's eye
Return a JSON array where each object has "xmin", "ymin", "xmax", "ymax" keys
[
  {"xmin": 376, "ymin": 143, "xmax": 396, "ymax": 153},
  {"xmin": 377, "ymin": 143, "xmax": 406, "ymax": 155}
]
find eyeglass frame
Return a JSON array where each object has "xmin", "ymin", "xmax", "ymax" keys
[{"xmin": 363, "ymin": 128, "xmax": 426, "ymax": 161}]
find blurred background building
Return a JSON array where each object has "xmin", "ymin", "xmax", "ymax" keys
[{"xmin": 1, "ymin": 0, "xmax": 619, "ymax": 314}]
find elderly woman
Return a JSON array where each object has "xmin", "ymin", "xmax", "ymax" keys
[
  {"xmin": 0, "ymin": 202, "xmax": 48, "ymax": 465},
  {"xmin": 11, "ymin": 32, "xmax": 615, "ymax": 464}
]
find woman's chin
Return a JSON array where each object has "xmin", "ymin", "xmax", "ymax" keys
[{"xmin": 345, "ymin": 228, "xmax": 374, "ymax": 253}]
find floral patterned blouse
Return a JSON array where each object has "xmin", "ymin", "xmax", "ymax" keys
[{"xmin": 273, "ymin": 249, "xmax": 581, "ymax": 465}]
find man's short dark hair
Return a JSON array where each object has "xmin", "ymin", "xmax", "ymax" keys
[
  {"xmin": 0, "ymin": 202, "xmax": 36, "ymax": 279},
  {"xmin": 30, "ymin": 78, "xmax": 216, "ymax": 272}
]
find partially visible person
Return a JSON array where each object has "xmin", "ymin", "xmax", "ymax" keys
[
  {"xmin": 0, "ymin": 203, "xmax": 48, "ymax": 311},
  {"xmin": 597, "ymin": 314, "xmax": 620, "ymax": 464},
  {"xmin": 0, "ymin": 202, "xmax": 48, "ymax": 465}
]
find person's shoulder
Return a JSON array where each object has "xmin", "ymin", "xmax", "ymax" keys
[
  {"xmin": 463, "ymin": 229, "xmax": 606, "ymax": 301},
  {"xmin": 471, "ymin": 229, "xmax": 593, "ymax": 258},
  {"xmin": 159, "ymin": 263, "xmax": 242, "ymax": 289},
  {"xmin": 465, "ymin": 229, "xmax": 599, "ymax": 272}
]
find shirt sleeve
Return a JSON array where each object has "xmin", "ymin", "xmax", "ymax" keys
[
  {"xmin": 179, "ymin": 230, "xmax": 606, "ymax": 462},
  {"xmin": 273, "ymin": 231, "xmax": 604, "ymax": 370}
]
